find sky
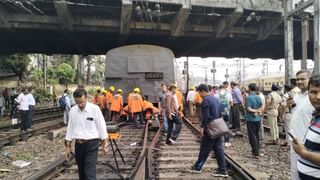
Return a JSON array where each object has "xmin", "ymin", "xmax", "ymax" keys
[{"xmin": 175, "ymin": 57, "xmax": 314, "ymax": 84}]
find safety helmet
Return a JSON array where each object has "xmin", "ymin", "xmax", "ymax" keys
[
  {"xmin": 117, "ymin": 89, "xmax": 123, "ymax": 93},
  {"xmin": 133, "ymin": 87, "xmax": 140, "ymax": 93},
  {"xmin": 190, "ymin": 86, "xmax": 195, "ymax": 90},
  {"xmin": 102, "ymin": 90, "xmax": 107, "ymax": 94},
  {"xmin": 109, "ymin": 86, "xmax": 115, "ymax": 92}
]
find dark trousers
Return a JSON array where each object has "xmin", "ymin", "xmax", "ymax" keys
[
  {"xmin": 194, "ymin": 135, "xmax": 227, "ymax": 172},
  {"xmin": 111, "ymin": 111, "xmax": 120, "ymax": 121},
  {"xmin": 75, "ymin": 139, "xmax": 99, "ymax": 180},
  {"xmin": 247, "ymin": 121, "xmax": 260, "ymax": 156},
  {"xmin": 231, "ymin": 103, "xmax": 241, "ymax": 131},
  {"xmin": 166, "ymin": 115, "xmax": 182, "ymax": 141},
  {"xmin": 20, "ymin": 110, "xmax": 28, "ymax": 131},
  {"xmin": 223, "ymin": 114, "xmax": 230, "ymax": 143},
  {"xmin": 27, "ymin": 105, "xmax": 34, "ymax": 129},
  {"xmin": 4, "ymin": 97, "xmax": 10, "ymax": 109}
]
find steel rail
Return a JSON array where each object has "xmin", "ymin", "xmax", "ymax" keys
[{"xmin": 183, "ymin": 117, "xmax": 256, "ymax": 180}]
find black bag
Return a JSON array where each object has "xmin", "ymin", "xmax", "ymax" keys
[{"xmin": 205, "ymin": 117, "xmax": 230, "ymax": 139}]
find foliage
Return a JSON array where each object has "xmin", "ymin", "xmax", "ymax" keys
[
  {"xmin": 33, "ymin": 68, "xmax": 43, "ymax": 87},
  {"xmin": 0, "ymin": 54, "xmax": 31, "ymax": 82},
  {"xmin": 56, "ymin": 63, "xmax": 76, "ymax": 85},
  {"xmin": 34, "ymin": 88, "xmax": 52, "ymax": 103},
  {"xmin": 58, "ymin": 55, "xmax": 74, "ymax": 68},
  {"xmin": 47, "ymin": 67, "xmax": 58, "ymax": 84}
]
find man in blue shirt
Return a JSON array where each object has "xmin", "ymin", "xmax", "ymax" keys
[
  {"xmin": 245, "ymin": 83, "xmax": 263, "ymax": 158},
  {"xmin": 187, "ymin": 84, "xmax": 228, "ymax": 177}
]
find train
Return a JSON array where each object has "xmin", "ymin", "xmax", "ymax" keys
[
  {"xmin": 242, "ymin": 74, "xmax": 285, "ymax": 93},
  {"xmin": 105, "ymin": 44, "xmax": 184, "ymax": 103}
]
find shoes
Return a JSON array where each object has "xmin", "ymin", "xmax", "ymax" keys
[
  {"xmin": 211, "ymin": 170, "xmax": 228, "ymax": 178},
  {"xmin": 224, "ymin": 143, "xmax": 231, "ymax": 147},
  {"xmin": 265, "ymin": 140, "xmax": 279, "ymax": 145},
  {"xmin": 169, "ymin": 138, "xmax": 177, "ymax": 144},
  {"xmin": 186, "ymin": 166, "xmax": 202, "ymax": 174},
  {"xmin": 165, "ymin": 140, "xmax": 173, "ymax": 145}
]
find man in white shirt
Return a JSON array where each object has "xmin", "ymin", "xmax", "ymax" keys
[
  {"xmin": 15, "ymin": 88, "xmax": 29, "ymax": 132},
  {"xmin": 26, "ymin": 88, "xmax": 36, "ymax": 129},
  {"xmin": 287, "ymin": 70, "xmax": 314, "ymax": 180},
  {"xmin": 256, "ymin": 87, "xmax": 265, "ymax": 140},
  {"xmin": 186, "ymin": 86, "xmax": 196, "ymax": 120},
  {"xmin": 65, "ymin": 88, "xmax": 108, "ymax": 180}
]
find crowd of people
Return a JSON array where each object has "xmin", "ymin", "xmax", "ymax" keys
[
  {"xmin": 6, "ymin": 69, "xmax": 317, "ymax": 179},
  {"xmin": 183, "ymin": 70, "xmax": 320, "ymax": 179}
]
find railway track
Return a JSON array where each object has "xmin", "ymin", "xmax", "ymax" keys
[
  {"xmin": 0, "ymin": 108, "xmax": 64, "ymax": 147},
  {"xmin": 25, "ymin": 121, "xmax": 157, "ymax": 180},
  {"xmin": 24, "ymin": 116, "xmax": 287, "ymax": 180},
  {"xmin": 148, "ymin": 118, "xmax": 257, "ymax": 180},
  {"xmin": 0, "ymin": 107, "xmax": 63, "ymax": 130}
]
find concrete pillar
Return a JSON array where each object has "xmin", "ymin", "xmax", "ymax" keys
[
  {"xmin": 284, "ymin": 0, "xmax": 294, "ymax": 83},
  {"xmin": 301, "ymin": 16, "xmax": 309, "ymax": 70},
  {"xmin": 314, "ymin": 0, "xmax": 320, "ymax": 74}
]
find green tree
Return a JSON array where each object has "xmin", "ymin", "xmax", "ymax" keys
[
  {"xmin": 0, "ymin": 54, "xmax": 31, "ymax": 82},
  {"xmin": 47, "ymin": 67, "xmax": 58, "ymax": 84},
  {"xmin": 57, "ymin": 63, "xmax": 75, "ymax": 87},
  {"xmin": 33, "ymin": 68, "xmax": 43, "ymax": 87}
]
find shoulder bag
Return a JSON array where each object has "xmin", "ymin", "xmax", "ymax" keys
[{"xmin": 205, "ymin": 117, "xmax": 230, "ymax": 139}]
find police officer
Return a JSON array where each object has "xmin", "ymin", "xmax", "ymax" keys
[{"xmin": 65, "ymin": 88, "xmax": 108, "ymax": 180}]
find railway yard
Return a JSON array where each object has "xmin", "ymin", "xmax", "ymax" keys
[{"xmin": 0, "ymin": 106, "xmax": 291, "ymax": 180}]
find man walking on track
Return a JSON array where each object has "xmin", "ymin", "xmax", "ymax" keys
[
  {"xmin": 165, "ymin": 84, "xmax": 182, "ymax": 145},
  {"xmin": 187, "ymin": 84, "xmax": 228, "ymax": 177},
  {"xmin": 158, "ymin": 84, "xmax": 168, "ymax": 133},
  {"xmin": 65, "ymin": 88, "xmax": 108, "ymax": 180}
]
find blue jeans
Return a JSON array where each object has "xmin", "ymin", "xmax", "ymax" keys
[
  {"xmin": 162, "ymin": 110, "xmax": 168, "ymax": 132},
  {"xmin": 194, "ymin": 135, "xmax": 227, "ymax": 172},
  {"xmin": 166, "ymin": 114, "xmax": 182, "ymax": 141}
]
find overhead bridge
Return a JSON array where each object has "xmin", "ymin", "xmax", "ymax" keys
[{"xmin": 0, "ymin": 0, "xmax": 312, "ymax": 58}]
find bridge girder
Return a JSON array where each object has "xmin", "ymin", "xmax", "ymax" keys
[
  {"xmin": 216, "ymin": 6, "xmax": 243, "ymax": 38},
  {"xmin": 170, "ymin": 1, "xmax": 191, "ymax": 37}
]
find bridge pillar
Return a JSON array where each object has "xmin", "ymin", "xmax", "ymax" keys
[
  {"xmin": 314, "ymin": 0, "xmax": 320, "ymax": 74},
  {"xmin": 119, "ymin": 0, "xmax": 133, "ymax": 44},
  {"xmin": 170, "ymin": 0, "xmax": 191, "ymax": 37},
  {"xmin": 284, "ymin": 0, "xmax": 294, "ymax": 83}
]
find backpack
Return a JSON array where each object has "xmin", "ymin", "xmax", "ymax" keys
[
  {"xmin": 59, "ymin": 95, "xmax": 67, "ymax": 111},
  {"xmin": 219, "ymin": 91, "xmax": 229, "ymax": 115}
]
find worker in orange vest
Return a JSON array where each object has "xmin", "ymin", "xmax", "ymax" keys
[
  {"xmin": 110, "ymin": 89, "xmax": 123, "ymax": 123},
  {"xmin": 128, "ymin": 87, "xmax": 144, "ymax": 128},
  {"xmin": 194, "ymin": 90, "xmax": 203, "ymax": 121},
  {"xmin": 176, "ymin": 88, "xmax": 184, "ymax": 118},
  {"xmin": 143, "ymin": 97, "xmax": 159, "ymax": 121},
  {"xmin": 92, "ymin": 89, "xmax": 105, "ymax": 111},
  {"xmin": 105, "ymin": 86, "xmax": 115, "ymax": 121}
]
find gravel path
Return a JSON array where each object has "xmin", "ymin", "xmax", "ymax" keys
[
  {"xmin": 225, "ymin": 121, "xmax": 291, "ymax": 180},
  {"xmin": 0, "ymin": 130, "xmax": 65, "ymax": 180}
]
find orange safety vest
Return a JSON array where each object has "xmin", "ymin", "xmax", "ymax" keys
[
  {"xmin": 176, "ymin": 90, "xmax": 184, "ymax": 111},
  {"xmin": 93, "ymin": 94, "xmax": 105, "ymax": 110},
  {"xmin": 110, "ymin": 94, "xmax": 123, "ymax": 112},
  {"xmin": 128, "ymin": 93, "xmax": 143, "ymax": 113},
  {"xmin": 194, "ymin": 92, "xmax": 203, "ymax": 105},
  {"xmin": 106, "ymin": 91, "xmax": 113, "ymax": 108}
]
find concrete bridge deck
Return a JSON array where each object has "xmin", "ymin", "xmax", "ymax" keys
[{"xmin": 0, "ymin": 0, "xmax": 312, "ymax": 58}]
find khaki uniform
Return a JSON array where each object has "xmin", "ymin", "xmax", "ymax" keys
[{"xmin": 266, "ymin": 91, "xmax": 282, "ymax": 141}]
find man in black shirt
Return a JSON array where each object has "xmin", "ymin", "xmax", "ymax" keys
[{"xmin": 187, "ymin": 84, "xmax": 228, "ymax": 177}]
